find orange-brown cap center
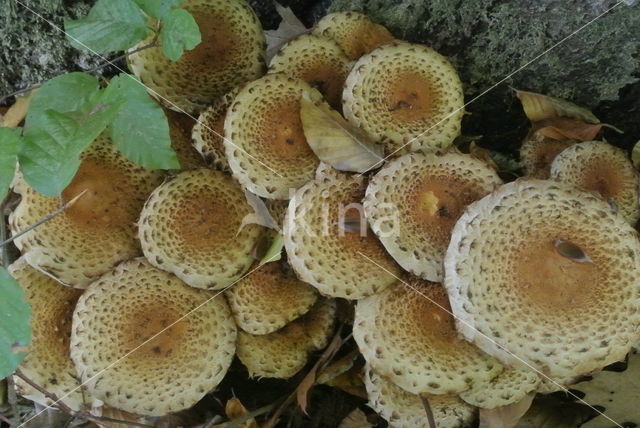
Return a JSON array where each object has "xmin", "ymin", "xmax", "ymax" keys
[{"xmin": 387, "ymin": 72, "xmax": 437, "ymax": 123}]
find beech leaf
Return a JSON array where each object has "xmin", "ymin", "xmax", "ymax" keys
[
  {"xmin": 480, "ymin": 394, "xmax": 535, "ymax": 428},
  {"xmin": 300, "ymin": 95, "xmax": 384, "ymax": 173},
  {"xmin": 265, "ymin": 3, "xmax": 309, "ymax": 63},
  {"xmin": 515, "ymin": 90, "xmax": 599, "ymax": 124}
]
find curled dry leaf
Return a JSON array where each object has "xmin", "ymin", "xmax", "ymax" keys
[
  {"xmin": 223, "ymin": 398, "xmax": 258, "ymax": 428},
  {"xmin": 479, "ymin": 394, "xmax": 535, "ymax": 428},
  {"xmin": 515, "ymin": 90, "xmax": 599, "ymax": 124},
  {"xmin": 265, "ymin": 3, "xmax": 310, "ymax": 63},
  {"xmin": 0, "ymin": 90, "xmax": 36, "ymax": 128},
  {"xmin": 317, "ymin": 350, "xmax": 367, "ymax": 399},
  {"xmin": 534, "ymin": 118, "xmax": 619, "ymax": 142},
  {"xmin": 300, "ymin": 94, "xmax": 384, "ymax": 173},
  {"xmin": 239, "ymin": 189, "xmax": 280, "ymax": 233}
]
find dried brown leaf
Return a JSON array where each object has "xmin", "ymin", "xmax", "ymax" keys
[
  {"xmin": 479, "ymin": 394, "xmax": 535, "ymax": 428},
  {"xmin": 516, "ymin": 90, "xmax": 599, "ymax": 124},
  {"xmin": 0, "ymin": 91, "xmax": 35, "ymax": 128},
  {"xmin": 223, "ymin": 398, "xmax": 257, "ymax": 428},
  {"xmin": 300, "ymin": 95, "xmax": 383, "ymax": 173},
  {"xmin": 469, "ymin": 142, "xmax": 499, "ymax": 170},
  {"xmin": 338, "ymin": 408, "xmax": 372, "ymax": 428},
  {"xmin": 534, "ymin": 117, "xmax": 606, "ymax": 142},
  {"xmin": 265, "ymin": 3, "xmax": 309, "ymax": 63}
]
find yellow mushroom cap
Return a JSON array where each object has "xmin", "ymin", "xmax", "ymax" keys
[
  {"xmin": 225, "ymin": 261, "xmax": 318, "ymax": 335},
  {"xmin": 364, "ymin": 152, "xmax": 502, "ymax": 282},
  {"xmin": 165, "ymin": 109, "xmax": 207, "ymax": 170},
  {"xmin": 364, "ymin": 366, "xmax": 477, "ymax": 428},
  {"xmin": 458, "ymin": 367, "xmax": 540, "ymax": 409},
  {"xmin": 550, "ymin": 140, "xmax": 640, "ymax": 224},
  {"xmin": 354, "ymin": 280, "xmax": 502, "ymax": 395},
  {"xmin": 10, "ymin": 134, "xmax": 164, "ymax": 288},
  {"xmin": 138, "ymin": 168, "xmax": 265, "ymax": 290},
  {"xmin": 224, "ymin": 74, "xmax": 324, "ymax": 199},
  {"xmin": 284, "ymin": 167, "xmax": 402, "ymax": 299},
  {"xmin": 70, "ymin": 258, "xmax": 236, "ymax": 416},
  {"xmin": 191, "ymin": 88, "xmax": 239, "ymax": 171},
  {"xmin": 312, "ymin": 11, "xmax": 395, "ymax": 60},
  {"xmin": 9, "ymin": 258, "xmax": 86, "ymax": 411},
  {"xmin": 445, "ymin": 179, "xmax": 640, "ymax": 378},
  {"xmin": 128, "ymin": 0, "xmax": 265, "ymax": 113},
  {"xmin": 236, "ymin": 298, "xmax": 336, "ymax": 378},
  {"xmin": 343, "ymin": 42, "xmax": 464, "ymax": 156},
  {"xmin": 520, "ymin": 134, "xmax": 576, "ymax": 179},
  {"xmin": 268, "ymin": 34, "xmax": 353, "ymax": 109}
]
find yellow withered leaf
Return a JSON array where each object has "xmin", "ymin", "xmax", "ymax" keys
[
  {"xmin": 300, "ymin": 94, "xmax": 384, "ymax": 173},
  {"xmin": 1, "ymin": 90, "xmax": 36, "ymax": 128},
  {"xmin": 516, "ymin": 90, "xmax": 599, "ymax": 124}
]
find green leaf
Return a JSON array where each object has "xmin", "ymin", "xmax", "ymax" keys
[
  {"xmin": 135, "ymin": 0, "xmax": 182, "ymax": 19},
  {"xmin": 160, "ymin": 8, "xmax": 201, "ymax": 61},
  {"xmin": 259, "ymin": 233, "xmax": 284, "ymax": 265},
  {"xmin": 64, "ymin": 0, "xmax": 149, "ymax": 54},
  {"xmin": 104, "ymin": 75, "xmax": 180, "ymax": 169},
  {"xmin": 0, "ymin": 267, "xmax": 31, "ymax": 379},
  {"xmin": 0, "ymin": 128, "xmax": 22, "ymax": 201}
]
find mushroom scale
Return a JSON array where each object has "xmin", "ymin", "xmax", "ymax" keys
[
  {"xmin": 445, "ymin": 179, "xmax": 640, "ymax": 378},
  {"xmin": 343, "ymin": 42, "xmax": 464, "ymax": 156},
  {"xmin": 138, "ymin": 168, "xmax": 265, "ymax": 290},
  {"xmin": 9, "ymin": 258, "xmax": 86, "ymax": 411},
  {"xmin": 10, "ymin": 134, "xmax": 165, "ymax": 288},
  {"xmin": 225, "ymin": 261, "xmax": 318, "ymax": 335},
  {"xmin": 364, "ymin": 366, "xmax": 477, "ymax": 428},
  {"xmin": 312, "ymin": 11, "xmax": 395, "ymax": 61},
  {"xmin": 520, "ymin": 134, "xmax": 576, "ymax": 179},
  {"xmin": 284, "ymin": 167, "xmax": 402, "ymax": 299},
  {"xmin": 70, "ymin": 258, "xmax": 237, "ymax": 416},
  {"xmin": 236, "ymin": 298, "xmax": 336, "ymax": 379},
  {"xmin": 127, "ymin": 0, "xmax": 265, "ymax": 113},
  {"xmin": 364, "ymin": 152, "xmax": 502, "ymax": 282},
  {"xmin": 458, "ymin": 367, "xmax": 540, "ymax": 409},
  {"xmin": 354, "ymin": 280, "xmax": 502, "ymax": 395},
  {"xmin": 268, "ymin": 34, "xmax": 353, "ymax": 109},
  {"xmin": 224, "ymin": 74, "xmax": 324, "ymax": 199},
  {"xmin": 550, "ymin": 140, "xmax": 640, "ymax": 224},
  {"xmin": 165, "ymin": 109, "xmax": 207, "ymax": 170}
]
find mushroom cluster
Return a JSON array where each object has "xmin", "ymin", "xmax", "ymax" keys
[{"xmin": 7, "ymin": 1, "xmax": 640, "ymax": 426}]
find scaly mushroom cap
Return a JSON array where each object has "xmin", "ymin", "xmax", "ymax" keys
[
  {"xmin": 343, "ymin": 42, "xmax": 464, "ymax": 156},
  {"xmin": 445, "ymin": 179, "xmax": 640, "ymax": 378},
  {"xmin": 364, "ymin": 152, "xmax": 502, "ymax": 282},
  {"xmin": 128, "ymin": 0, "xmax": 265, "ymax": 113},
  {"xmin": 354, "ymin": 280, "xmax": 502, "ymax": 395},
  {"xmin": 191, "ymin": 88, "xmax": 239, "ymax": 171},
  {"xmin": 9, "ymin": 258, "xmax": 85, "ymax": 411},
  {"xmin": 225, "ymin": 261, "xmax": 318, "ymax": 335},
  {"xmin": 268, "ymin": 34, "xmax": 353, "ymax": 109},
  {"xmin": 224, "ymin": 74, "xmax": 326, "ymax": 199},
  {"xmin": 459, "ymin": 368, "xmax": 540, "ymax": 409},
  {"xmin": 236, "ymin": 298, "xmax": 336, "ymax": 378},
  {"xmin": 10, "ymin": 134, "xmax": 164, "ymax": 288},
  {"xmin": 138, "ymin": 168, "xmax": 265, "ymax": 289},
  {"xmin": 520, "ymin": 134, "xmax": 576, "ymax": 179},
  {"xmin": 536, "ymin": 374, "xmax": 581, "ymax": 394},
  {"xmin": 165, "ymin": 109, "xmax": 207, "ymax": 170},
  {"xmin": 550, "ymin": 140, "xmax": 640, "ymax": 224},
  {"xmin": 312, "ymin": 11, "xmax": 395, "ymax": 60},
  {"xmin": 284, "ymin": 168, "xmax": 402, "ymax": 299},
  {"xmin": 70, "ymin": 258, "xmax": 236, "ymax": 416},
  {"xmin": 364, "ymin": 366, "xmax": 476, "ymax": 428}
]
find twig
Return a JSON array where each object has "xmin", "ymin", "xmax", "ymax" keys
[
  {"xmin": 0, "ymin": 189, "xmax": 87, "ymax": 248},
  {"xmin": 420, "ymin": 396, "xmax": 436, "ymax": 428}
]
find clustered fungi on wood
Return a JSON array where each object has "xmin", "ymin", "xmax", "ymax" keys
[{"xmin": 6, "ymin": 0, "xmax": 640, "ymax": 426}]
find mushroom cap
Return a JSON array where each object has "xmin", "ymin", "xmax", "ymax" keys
[
  {"xmin": 354, "ymin": 279, "xmax": 502, "ymax": 395},
  {"xmin": 284, "ymin": 167, "xmax": 402, "ymax": 299},
  {"xmin": 312, "ymin": 11, "xmax": 395, "ymax": 60},
  {"xmin": 445, "ymin": 179, "xmax": 640, "ymax": 378},
  {"xmin": 10, "ymin": 134, "xmax": 164, "ymax": 288},
  {"xmin": 191, "ymin": 88, "xmax": 239, "ymax": 171},
  {"xmin": 364, "ymin": 366, "xmax": 477, "ymax": 428},
  {"xmin": 343, "ymin": 42, "xmax": 464, "ymax": 156},
  {"xmin": 138, "ymin": 168, "xmax": 265, "ymax": 289},
  {"xmin": 224, "ymin": 74, "xmax": 324, "ymax": 199},
  {"xmin": 225, "ymin": 261, "xmax": 318, "ymax": 335},
  {"xmin": 550, "ymin": 140, "xmax": 640, "ymax": 224},
  {"xmin": 459, "ymin": 367, "xmax": 540, "ymax": 409},
  {"xmin": 520, "ymin": 134, "xmax": 576, "ymax": 179},
  {"xmin": 165, "ymin": 109, "xmax": 207, "ymax": 170},
  {"xmin": 127, "ymin": 0, "xmax": 265, "ymax": 113},
  {"xmin": 70, "ymin": 258, "xmax": 236, "ymax": 416},
  {"xmin": 364, "ymin": 152, "xmax": 502, "ymax": 282},
  {"xmin": 536, "ymin": 374, "xmax": 581, "ymax": 394},
  {"xmin": 236, "ymin": 298, "xmax": 336, "ymax": 378},
  {"xmin": 9, "ymin": 258, "xmax": 85, "ymax": 411},
  {"xmin": 268, "ymin": 34, "xmax": 353, "ymax": 109}
]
